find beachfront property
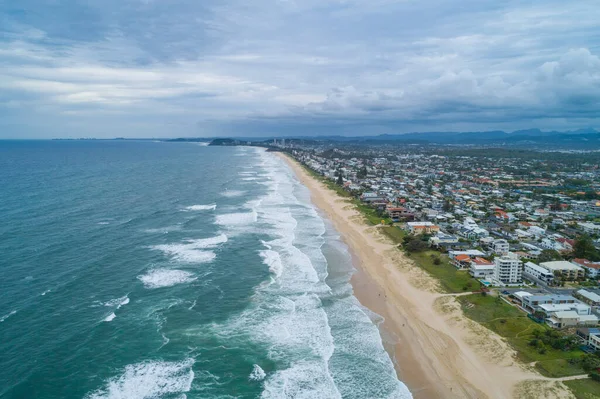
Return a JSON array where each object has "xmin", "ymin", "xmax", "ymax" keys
[
  {"xmin": 510, "ymin": 291, "xmax": 599, "ymax": 329},
  {"xmin": 469, "ymin": 258, "xmax": 495, "ymax": 278},
  {"xmin": 523, "ymin": 261, "xmax": 555, "ymax": 284},
  {"xmin": 538, "ymin": 260, "xmax": 585, "ymax": 281},
  {"xmin": 576, "ymin": 328, "xmax": 600, "ymax": 351},
  {"xmin": 546, "ymin": 311, "xmax": 599, "ymax": 329},
  {"xmin": 448, "ymin": 249, "xmax": 486, "ymax": 269},
  {"xmin": 406, "ymin": 221, "xmax": 440, "ymax": 235},
  {"xmin": 386, "ymin": 206, "xmax": 415, "ymax": 222},
  {"xmin": 575, "ymin": 289, "xmax": 600, "ymax": 306},
  {"xmin": 521, "ymin": 294, "xmax": 577, "ymax": 312},
  {"xmin": 493, "ymin": 252, "xmax": 522, "ymax": 285}
]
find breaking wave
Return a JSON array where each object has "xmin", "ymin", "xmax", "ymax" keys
[
  {"xmin": 138, "ymin": 269, "xmax": 197, "ymax": 289},
  {"xmin": 85, "ymin": 359, "xmax": 195, "ymax": 399}
]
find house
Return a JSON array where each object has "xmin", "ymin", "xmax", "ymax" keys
[
  {"xmin": 546, "ymin": 311, "xmax": 598, "ymax": 329},
  {"xmin": 576, "ymin": 328, "xmax": 600, "ymax": 351},
  {"xmin": 386, "ymin": 206, "xmax": 415, "ymax": 221},
  {"xmin": 513, "ymin": 291, "xmax": 533, "ymax": 306},
  {"xmin": 538, "ymin": 261, "xmax": 585, "ymax": 281},
  {"xmin": 448, "ymin": 249, "xmax": 486, "ymax": 265},
  {"xmin": 469, "ymin": 258, "xmax": 495, "ymax": 278},
  {"xmin": 572, "ymin": 259, "xmax": 600, "ymax": 278},
  {"xmin": 493, "ymin": 252, "xmax": 523, "ymax": 285},
  {"xmin": 578, "ymin": 222, "xmax": 600, "ymax": 234},
  {"xmin": 430, "ymin": 232, "xmax": 460, "ymax": 249},
  {"xmin": 406, "ymin": 222, "xmax": 440, "ymax": 235},
  {"xmin": 523, "ymin": 262, "xmax": 555, "ymax": 284},
  {"xmin": 575, "ymin": 289, "xmax": 600, "ymax": 306},
  {"xmin": 453, "ymin": 254, "xmax": 472, "ymax": 269},
  {"xmin": 522, "ymin": 294, "xmax": 577, "ymax": 313},
  {"xmin": 537, "ymin": 302, "xmax": 592, "ymax": 317}
]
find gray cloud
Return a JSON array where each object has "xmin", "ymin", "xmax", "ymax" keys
[{"xmin": 0, "ymin": 0, "xmax": 599, "ymax": 137}]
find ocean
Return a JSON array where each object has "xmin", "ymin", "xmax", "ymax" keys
[{"xmin": 0, "ymin": 141, "xmax": 411, "ymax": 399}]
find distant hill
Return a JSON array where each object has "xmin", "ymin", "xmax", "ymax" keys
[{"xmin": 308, "ymin": 129, "xmax": 600, "ymax": 149}]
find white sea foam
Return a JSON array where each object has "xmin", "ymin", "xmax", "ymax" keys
[
  {"xmin": 0, "ymin": 310, "xmax": 16, "ymax": 323},
  {"xmin": 259, "ymin": 249, "xmax": 283, "ymax": 277},
  {"xmin": 103, "ymin": 313, "xmax": 116, "ymax": 322},
  {"xmin": 151, "ymin": 234, "xmax": 226, "ymax": 263},
  {"xmin": 183, "ymin": 204, "xmax": 216, "ymax": 211},
  {"xmin": 205, "ymin": 149, "xmax": 410, "ymax": 398},
  {"xmin": 241, "ymin": 177, "xmax": 258, "ymax": 181},
  {"xmin": 85, "ymin": 359, "xmax": 195, "ymax": 399},
  {"xmin": 221, "ymin": 190, "xmax": 245, "ymax": 198},
  {"xmin": 215, "ymin": 212, "xmax": 257, "ymax": 226},
  {"xmin": 249, "ymin": 364, "xmax": 266, "ymax": 381},
  {"xmin": 41, "ymin": 289, "xmax": 51, "ymax": 296},
  {"xmin": 97, "ymin": 221, "xmax": 110, "ymax": 225},
  {"xmin": 104, "ymin": 295, "xmax": 130, "ymax": 309},
  {"xmin": 138, "ymin": 269, "xmax": 197, "ymax": 289}
]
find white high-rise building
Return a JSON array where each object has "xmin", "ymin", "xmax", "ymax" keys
[
  {"xmin": 492, "ymin": 239, "xmax": 510, "ymax": 255},
  {"xmin": 493, "ymin": 252, "xmax": 522, "ymax": 285}
]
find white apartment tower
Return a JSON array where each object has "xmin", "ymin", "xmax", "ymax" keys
[
  {"xmin": 494, "ymin": 252, "xmax": 522, "ymax": 285},
  {"xmin": 492, "ymin": 239, "xmax": 510, "ymax": 256}
]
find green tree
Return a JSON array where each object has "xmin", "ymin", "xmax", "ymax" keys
[
  {"xmin": 573, "ymin": 234, "xmax": 600, "ymax": 261},
  {"xmin": 538, "ymin": 249, "xmax": 563, "ymax": 263},
  {"xmin": 405, "ymin": 237, "xmax": 428, "ymax": 252},
  {"xmin": 442, "ymin": 199, "xmax": 453, "ymax": 212}
]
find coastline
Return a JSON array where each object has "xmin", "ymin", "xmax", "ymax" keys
[{"xmin": 276, "ymin": 151, "xmax": 571, "ymax": 399}]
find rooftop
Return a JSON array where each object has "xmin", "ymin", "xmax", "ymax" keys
[{"xmin": 539, "ymin": 261, "xmax": 584, "ymax": 271}]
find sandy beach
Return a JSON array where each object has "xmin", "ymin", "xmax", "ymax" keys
[{"xmin": 277, "ymin": 152, "xmax": 575, "ymax": 399}]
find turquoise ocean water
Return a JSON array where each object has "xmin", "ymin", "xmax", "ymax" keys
[{"xmin": 0, "ymin": 141, "xmax": 411, "ymax": 399}]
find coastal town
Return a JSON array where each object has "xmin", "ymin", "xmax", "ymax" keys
[{"xmin": 275, "ymin": 140, "xmax": 600, "ymax": 394}]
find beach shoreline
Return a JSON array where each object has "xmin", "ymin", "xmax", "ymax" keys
[{"xmin": 276, "ymin": 151, "xmax": 569, "ymax": 399}]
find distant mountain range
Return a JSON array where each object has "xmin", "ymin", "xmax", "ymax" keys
[
  {"xmin": 174, "ymin": 128, "xmax": 600, "ymax": 149},
  {"xmin": 280, "ymin": 128, "xmax": 600, "ymax": 148},
  {"xmin": 356, "ymin": 128, "xmax": 600, "ymax": 144}
]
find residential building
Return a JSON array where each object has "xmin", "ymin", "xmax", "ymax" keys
[
  {"xmin": 578, "ymin": 222, "xmax": 600, "ymax": 234},
  {"xmin": 386, "ymin": 206, "xmax": 415, "ymax": 221},
  {"xmin": 539, "ymin": 261, "xmax": 585, "ymax": 281},
  {"xmin": 571, "ymin": 259, "xmax": 600, "ymax": 279},
  {"xmin": 546, "ymin": 311, "xmax": 599, "ymax": 329},
  {"xmin": 575, "ymin": 289, "xmax": 600, "ymax": 306},
  {"xmin": 576, "ymin": 328, "xmax": 600, "ymax": 351},
  {"xmin": 522, "ymin": 294, "xmax": 577, "ymax": 313},
  {"xmin": 448, "ymin": 250, "xmax": 486, "ymax": 268},
  {"xmin": 523, "ymin": 262, "xmax": 555, "ymax": 284},
  {"xmin": 469, "ymin": 258, "xmax": 495, "ymax": 278},
  {"xmin": 493, "ymin": 252, "xmax": 522, "ymax": 285},
  {"xmin": 492, "ymin": 239, "xmax": 510, "ymax": 256},
  {"xmin": 406, "ymin": 222, "xmax": 440, "ymax": 235}
]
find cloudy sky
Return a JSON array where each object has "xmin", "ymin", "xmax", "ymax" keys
[{"xmin": 1, "ymin": 0, "xmax": 599, "ymax": 138}]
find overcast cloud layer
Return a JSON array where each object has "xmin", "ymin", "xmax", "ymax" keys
[{"xmin": 1, "ymin": 0, "xmax": 599, "ymax": 138}]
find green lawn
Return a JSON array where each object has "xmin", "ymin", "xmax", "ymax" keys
[
  {"xmin": 536, "ymin": 359, "xmax": 586, "ymax": 378},
  {"xmin": 458, "ymin": 294, "xmax": 586, "ymax": 377},
  {"xmin": 407, "ymin": 251, "xmax": 481, "ymax": 293},
  {"xmin": 564, "ymin": 379, "xmax": 600, "ymax": 399},
  {"xmin": 352, "ymin": 200, "xmax": 391, "ymax": 225},
  {"xmin": 380, "ymin": 226, "xmax": 406, "ymax": 243}
]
